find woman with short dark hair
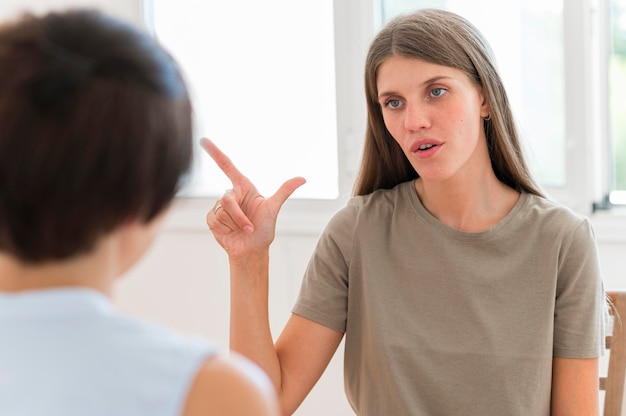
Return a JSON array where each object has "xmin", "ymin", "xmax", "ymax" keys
[{"xmin": 0, "ymin": 9, "xmax": 278, "ymax": 416}]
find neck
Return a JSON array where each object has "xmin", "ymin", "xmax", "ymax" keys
[
  {"xmin": 0, "ymin": 235, "xmax": 119, "ymax": 296},
  {"xmin": 415, "ymin": 173, "xmax": 520, "ymax": 232}
]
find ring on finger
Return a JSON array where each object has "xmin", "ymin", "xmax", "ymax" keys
[{"xmin": 214, "ymin": 204, "xmax": 222, "ymax": 214}]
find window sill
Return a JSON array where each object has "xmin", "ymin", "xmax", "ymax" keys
[
  {"xmin": 164, "ymin": 196, "xmax": 347, "ymax": 236},
  {"xmin": 164, "ymin": 197, "xmax": 626, "ymax": 243}
]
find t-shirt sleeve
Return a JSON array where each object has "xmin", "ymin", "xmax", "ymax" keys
[
  {"xmin": 553, "ymin": 217, "xmax": 606, "ymax": 358},
  {"xmin": 291, "ymin": 200, "xmax": 358, "ymax": 333}
]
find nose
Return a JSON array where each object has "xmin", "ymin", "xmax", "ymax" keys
[{"xmin": 404, "ymin": 101, "xmax": 430, "ymax": 131}]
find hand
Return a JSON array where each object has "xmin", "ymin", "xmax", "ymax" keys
[{"xmin": 200, "ymin": 138, "xmax": 306, "ymax": 259}]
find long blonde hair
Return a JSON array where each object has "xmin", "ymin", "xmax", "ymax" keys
[{"xmin": 353, "ymin": 8, "xmax": 544, "ymax": 197}]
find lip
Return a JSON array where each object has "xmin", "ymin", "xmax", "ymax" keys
[{"xmin": 410, "ymin": 139, "xmax": 443, "ymax": 159}]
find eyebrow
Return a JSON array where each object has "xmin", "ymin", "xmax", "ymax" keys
[{"xmin": 377, "ymin": 75, "xmax": 453, "ymax": 100}]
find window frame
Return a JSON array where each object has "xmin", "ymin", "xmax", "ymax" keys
[
  {"xmin": 144, "ymin": 0, "xmax": 376, "ymax": 233},
  {"xmin": 553, "ymin": 0, "xmax": 605, "ymax": 214},
  {"xmin": 561, "ymin": 0, "xmax": 626, "ymax": 213}
]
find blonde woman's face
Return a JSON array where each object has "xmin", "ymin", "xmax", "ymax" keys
[{"xmin": 376, "ymin": 56, "xmax": 490, "ymax": 184}]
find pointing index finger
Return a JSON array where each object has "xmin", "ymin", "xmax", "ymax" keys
[{"xmin": 200, "ymin": 138, "xmax": 246, "ymax": 184}]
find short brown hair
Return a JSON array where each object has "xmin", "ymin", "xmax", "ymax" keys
[{"xmin": 0, "ymin": 9, "xmax": 193, "ymax": 262}]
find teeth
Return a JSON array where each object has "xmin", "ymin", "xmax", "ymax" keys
[{"xmin": 419, "ymin": 144, "xmax": 434, "ymax": 150}]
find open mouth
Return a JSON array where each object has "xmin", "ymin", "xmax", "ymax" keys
[
  {"xmin": 410, "ymin": 140, "xmax": 442, "ymax": 155},
  {"xmin": 418, "ymin": 144, "xmax": 436, "ymax": 151}
]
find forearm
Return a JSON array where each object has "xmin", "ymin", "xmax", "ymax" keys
[{"xmin": 229, "ymin": 250, "xmax": 282, "ymax": 394}]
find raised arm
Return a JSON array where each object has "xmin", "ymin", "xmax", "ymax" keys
[{"xmin": 201, "ymin": 139, "xmax": 344, "ymax": 414}]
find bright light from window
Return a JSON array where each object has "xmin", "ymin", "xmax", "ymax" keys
[
  {"xmin": 610, "ymin": 190, "xmax": 626, "ymax": 205},
  {"xmin": 610, "ymin": 0, "xmax": 626, "ymax": 192},
  {"xmin": 148, "ymin": 0, "xmax": 338, "ymax": 199}
]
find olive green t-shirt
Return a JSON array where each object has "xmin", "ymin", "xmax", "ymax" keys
[{"xmin": 293, "ymin": 180, "xmax": 605, "ymax": 415}]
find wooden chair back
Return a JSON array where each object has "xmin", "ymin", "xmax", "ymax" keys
[{"xmin": 601, "ymin": 290, "xmax": 626, "ymax": 416}]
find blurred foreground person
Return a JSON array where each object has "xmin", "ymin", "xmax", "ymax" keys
[{"xmin": 0, "ymin": 9, "xmax": 278, "ymax": 416}]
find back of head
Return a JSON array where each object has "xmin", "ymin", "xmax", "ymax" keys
[
  {"xmin": 0, "ymin": 9, "xmax": 193, "ymax": 263},
  {"xmin": 355, "ymin": 8, "xmax": 543, "ymax": 197}
]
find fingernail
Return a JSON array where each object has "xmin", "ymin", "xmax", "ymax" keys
[{"xmin": 243, "ymin": 225, "xmax": 254, "ymax": 234}]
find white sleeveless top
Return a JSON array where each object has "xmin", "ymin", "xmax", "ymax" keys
[{"xmin": 0, "ymin": 288, "xmax": 215, "ymax": 416}]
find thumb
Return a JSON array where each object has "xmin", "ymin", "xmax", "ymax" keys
[{"xmin": 267, "ymin": 177, "xmax": 306, "ymax": 211}]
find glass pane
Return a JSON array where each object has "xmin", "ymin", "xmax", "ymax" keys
[
  {"xmin": 150, "ymin": 0, "xmax": 338, "ymax": 199},
  {"xmin": 610, "ymin": 0, "xmax": 626, "ymax": 192},
  {"xmin": 379, "ymin": 0, "xmax": 566, "ymax": 187}
]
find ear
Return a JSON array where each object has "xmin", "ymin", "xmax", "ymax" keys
[{"xmin": 479, "ymin": 91, "xmax": 490, "ymax": 120}]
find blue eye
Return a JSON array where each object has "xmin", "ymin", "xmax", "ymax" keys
[
  {"xmin": 386, "ymin": 99, "xmax": 402, "ymax": 108},
  {"xmin": 430, "ymin": 88, "xmax": 447, "ymax": 98}
]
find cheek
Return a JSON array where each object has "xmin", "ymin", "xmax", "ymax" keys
[
  {"xmin": 442, "ymin": 103, "xmax": 480, "ymax": 134},
  {"xmin": 442, "ymin": 102, "xmax": 467, "ymax": 122}
]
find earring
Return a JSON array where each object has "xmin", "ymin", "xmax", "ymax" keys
[{"xmin": 484, "ymin": 113, "xmax": 491, "ymax": 121}]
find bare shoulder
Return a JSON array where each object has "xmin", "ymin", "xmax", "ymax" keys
[{"xmin": 182, "ymin": 352, "xmax": 279, "ymax": 416}]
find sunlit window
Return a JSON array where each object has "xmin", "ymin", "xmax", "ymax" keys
[
  {"xmin": 146, "ymin": 0, "xmax": 338, "ymax": 199},
  {"xmin": 147, "ymin": 0, "xmax": 623, "ymax": 210},
  {"xmin": 609, "ymin": 0, "xmax": 626, "ymax": 203}
]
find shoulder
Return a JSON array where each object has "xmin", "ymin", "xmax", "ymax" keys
[
  {"xmin": 525, "ymin": 193, "xmax": 585, "ymax": 220},
  {"xmin": 321, "ymin": 182, "xmax": 411, "ymax": 246},
  {"xmin": 521, "ymin": 194, "xmax": 599, "ymax": 257},
  {"xmin": 522, "ymin": 193, "xmax": 592, "ymax": 232},
  {"xmin": 335, "ymin": 181, "xmax": 413, "ymax": 222},
  {"xmin": 182, "ymin": 352, "xmax": 279, "ymax": 416},
  {"xmin": 106, "ymin": 312, "xmax": 213, "ymax": 358}
]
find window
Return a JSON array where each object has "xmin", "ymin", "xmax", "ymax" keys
[
  {"xmin": 148, "ymin": 0, "xmax": 624, "ymax": 222},
  {"xmin": 145, "ymin": 0, "xmax": 339, "ymax": 200},
  {"xmin": 609, "ymin": 0, "xmax": 626, "ymax": 204},
  {"xmin": 144, "ymin": 0, "xmax": 372, "ymax": 231}
]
